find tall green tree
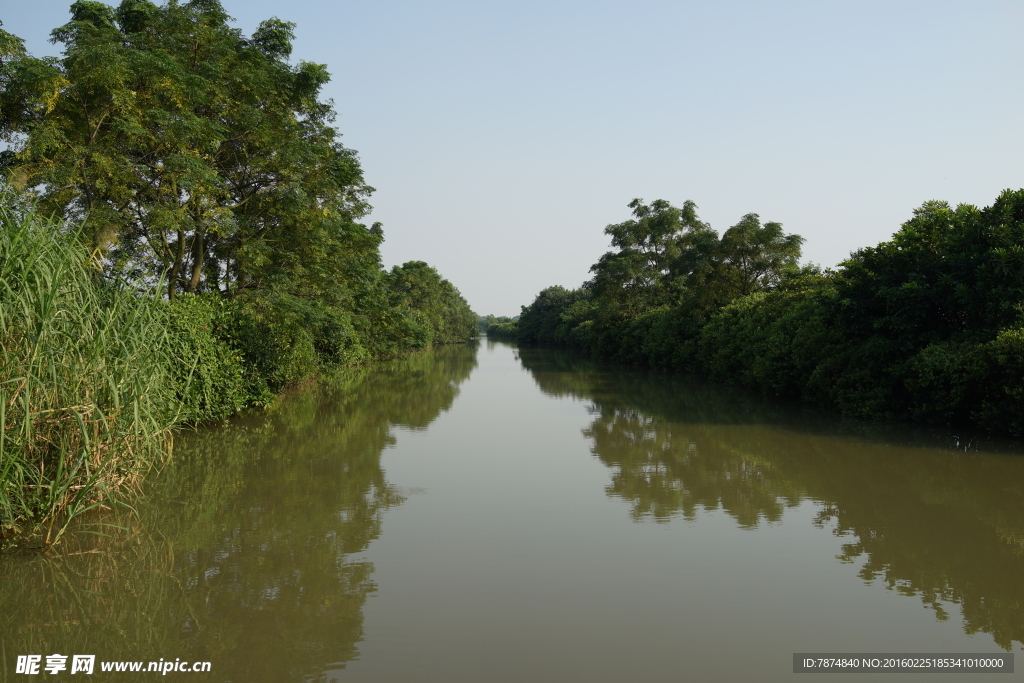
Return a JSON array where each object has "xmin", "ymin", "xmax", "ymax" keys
[
  {"xmin": 588, "ymin": 198, "xmax": 802, "ymax": 318},
  {"xmin": 718, "ymin": 213, "xmax": 805, "ymax": 297},
  {"xmin": 0, "ymin": 0, "xmax": 377, "ymax": 302},
  {"xmin": 589, "ymin": 198, "xmax": 709, "ymax": 315}
]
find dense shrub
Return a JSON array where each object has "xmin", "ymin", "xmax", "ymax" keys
[
  {"xmin": 221, "ymin": 292, "xmax": 375, "ymax": 399},
  {"xmin": 517, "ymin": 286, "xmax": 591, "ymax": 346},
  {"xmin": 974, "ymin": 328, "xmax": 1024, "ymax": 434},
  {"xmin": 168, "ymin": 294, "xmax": 249, "ymax": 422}
]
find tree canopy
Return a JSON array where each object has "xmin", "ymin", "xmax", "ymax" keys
[
  {"xmin": 0, "ymin": 0, "xmax": 377, "ymax": 302},
  {"xmin": 589, "ymin": 198, "xmax": 709, "ymax": 314},
  {"xmin": 587, "ymin": 198, "xmax": 803, "ymax": 319}
]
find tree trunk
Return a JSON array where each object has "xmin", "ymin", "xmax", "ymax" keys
[
  {"xmin": 187, "ymin": 228, "xmax": 204, "ymax": 293},
  {"xmin": 167, "ymin": 229, "xmax": 186, "ymax": 300}
]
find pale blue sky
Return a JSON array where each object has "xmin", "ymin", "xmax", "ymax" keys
[{"xmin": 4, "ymin": 0, "xmax": 1023, "ymax": 315}]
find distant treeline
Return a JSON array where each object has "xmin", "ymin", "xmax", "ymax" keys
[
  {"xmin": 496, "ymin": 193, "xmax": 1024, "ymax": 434},
  {"xmin": 480, "ymin": 314, "xmax": 519, "ymax": 339},
  {"xmin": 0, "ymin": 1, "xmax": 475, "ymax": 549}
]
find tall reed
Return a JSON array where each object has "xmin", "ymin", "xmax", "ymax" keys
[{"xmin": 0, "ymin": 204, "xmax": 178, "ymax": 549}]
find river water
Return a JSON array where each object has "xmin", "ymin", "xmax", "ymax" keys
[{"xmin": 2, "ymin": 340, "xmax": 1023, "ymax": 681}]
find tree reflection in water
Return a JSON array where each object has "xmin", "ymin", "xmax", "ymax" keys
[
  {"xmin": 519, "ymin": 346, "xmax": 1024, "ymax": 650},
  {"xmin": 0, "ymin": 344, "xmax": 479, "ymax": 682}
]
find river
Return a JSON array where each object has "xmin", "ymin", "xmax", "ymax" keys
[{"xmin": 2, "ymin": 340, "xmax": 1022, "ymax": 681}]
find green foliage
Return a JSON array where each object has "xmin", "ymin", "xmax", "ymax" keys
[
  {"xmin": 386, "ymin": 261, "xmax": 477, "ymax": 346},
  {"xmin": 480, "ymin": 314, "xmax": 519, "ymax": 340},
  {"xmin": 166, "ymin": 294, "xmax": 249, "ymax": 422},
  {"xmin": 514, "ymin": 191, "xmax": 1024, "ymax": 433},
  {"xmin": 0, "ymin": 0, "xmax": 378, "ymax": 303},
  {"xmin": 718, "ymin": 213, "xmax": 804, "ymax": 297},
  {"xmin": 696, "ymin": 279, "xmax": 843, "ymax": 397},
  {"xmin": 974, "ymin": 328, "xmax": 1024, "ymax": 434},
  {"xmin": 219, "ymin": 291, "xmax": 372, "ymax": 398},
  {"xmin": 589, "ymin": 198, "xmax": 707, "ymax": 315},
  {"xmin": 0, "ymin": 2, "xmax": 481, "ymax": 551},
  {"xmin": 835, "ymin": 194, "xmax": 1024, "ymax": 347},
  {"xmin": 902, "ymin": 341, "xmax": 990, "ymax": 423},
  {"xmin": 587, "ymin": 198, "xmax": 802, "ymax": 321},
  {"xmin": 0, "ymin": 3, "xmax": 477, "ymax": 377},
  {"xmin": 0, "ymin": 195, "xmax": 476, "ymax": 549},
  {"xmin": 517, "ymin": 286, "xmax": 591, "ymax": 346}
]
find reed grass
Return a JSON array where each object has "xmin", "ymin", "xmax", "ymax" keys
[{"xmin": 0, "ymin": 204, "xmax": 179, "ymax": 549}]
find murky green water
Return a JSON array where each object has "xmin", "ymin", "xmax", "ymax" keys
[{"xmin": 2, "ymin": 341, "xmax": 1023, "ymax": 681}]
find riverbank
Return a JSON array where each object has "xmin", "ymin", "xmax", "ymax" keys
[
  {"xmin": 504, "ymin": 191, "xmax": 1024, "ymax": 435},
  {"xmin": 0, "ymin": 2, "xmax": 482, "ymax": 550},
  {"xmin": 0, "ymin": 204, "xmax": 477, "ymax": 551}
]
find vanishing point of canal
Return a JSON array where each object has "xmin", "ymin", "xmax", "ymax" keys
[{"xmin": 2, "ymin": 340, "xmax": 1022, "ymax": 682}]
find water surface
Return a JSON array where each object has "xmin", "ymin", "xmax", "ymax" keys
[{"xmin": 2, "ymin": 341, "xmax": 1022, "ymax": 681}]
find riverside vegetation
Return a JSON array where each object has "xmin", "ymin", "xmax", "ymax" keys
[
  {"xmin": 0, "ymin": 2, "xmax": 476, "ymax": 549},
  {"xmin": 490, "ymin": 194, "xmax": 1024, "ymax": 434}
]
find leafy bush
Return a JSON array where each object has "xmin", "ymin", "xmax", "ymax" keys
[
  {"xmin": 167, "ymin": 294, "xmax": 249, "ymax": 423},
  {"xmin": 220, "ymin": 293, "xmax": 327, "ymax": 398},
  {"xmin": 974, "ymin": 328, "xmax": 1024, "ymax": 433}
]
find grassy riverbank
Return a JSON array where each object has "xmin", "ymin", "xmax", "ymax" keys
[
  {"xmin": 0, "ymin": 207, "xmax": 179, "ymax": 548},
  {"xmin": 0, "ymin": 204, "xmax": 476, "ymax": 550}
]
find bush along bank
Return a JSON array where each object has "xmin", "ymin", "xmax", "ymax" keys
[
  {"xmin": 512, "ymin": 192, "xmax": 1024, "ymax": 435},
  {"xmin": 0, "ymin": 205, "xmax": 476, "ymax": 550}
]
